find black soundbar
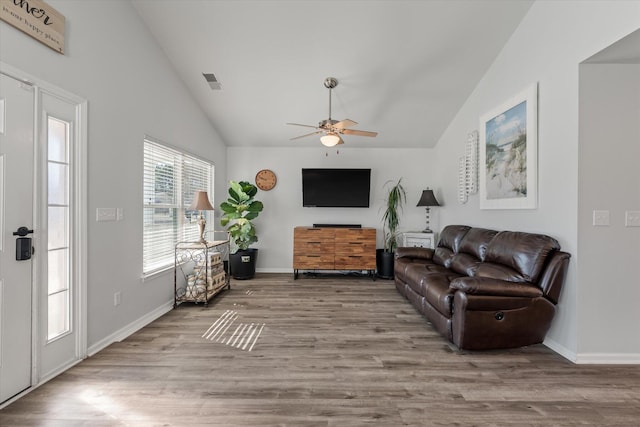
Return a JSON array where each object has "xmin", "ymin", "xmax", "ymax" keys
[{"xmin": 313, "ymin": 224, "xmax": 362, "ymax": 228}]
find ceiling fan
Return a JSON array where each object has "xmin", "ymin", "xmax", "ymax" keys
[{"xmin": 287, "ymin": 77, "xmax": 378, "ymax": 147}]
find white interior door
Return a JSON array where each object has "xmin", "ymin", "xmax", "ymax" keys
[{"xmin": 0, "ymin": 73, "xmax": 35, "ymax": 403}]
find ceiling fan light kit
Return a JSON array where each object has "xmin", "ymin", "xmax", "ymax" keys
[
  {"xmin": 288, "ymin": 77, "xmax": 377, "ymax": 146},
  {"xmin": 320, "ymin": 132, "xmax": 342, "ymax": 147}
]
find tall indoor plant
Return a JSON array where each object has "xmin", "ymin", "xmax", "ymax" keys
[
  {"xmin": 377, "ymin": 178, "xmax": 406, "ymax": 279},
  {"xmin": 220, "ymin": 180, "xmax": 264, "ymax": 279}
]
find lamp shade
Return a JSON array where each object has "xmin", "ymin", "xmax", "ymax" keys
[
  {"xmin": 416, "ymin": 189, "xmax": 440, "ymax": 207},
  {"xmin": 320, "ymin": 132, "xmax": 342, "ymax": 147},
  {"xmin": 189, "ymin": 190, "xmax": 214, "ymax": 211}
]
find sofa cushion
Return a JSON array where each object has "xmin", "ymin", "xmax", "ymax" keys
[
  {"xmin": 432, "ymin": 247, "xmax": 455, "ymax": 267},
  {"xmin": 450, "ymin": 277, "xmax": 544, "ymax": 298},
  {"xmin": 437, "ymin": 225, "xmax": 471, "ymax": 253},
  {"xmin": 423, "ymin": 274, "xmax": 458, "ymax": 316},
  {"xmin": 458, "ymin": 228, "xmax": 499, "ymax": 261},
  {"xmin": 395, "ymin": 258, "xmax": 423, "ymax": 282},
  {"xmin": 449, "ymin": 253, "xmax": 481, "ymax": 276},
  {"xmin": 433, "ymin": 225, "xmax": 471, "ymax": 267},
  {"xmin": 396, "ymin": 246, "xmax": 433, "ymax": 261},
  {"xmin": 403, "ymin": 264, "xmax": 429, "ymax": 288},
  {"xmin": 475, "ymin": 262, "xmax": 525, "ymax": 282},
  {"xmin": 403, "ymin": 262, "xmax": 452, "ymax": 286},
  {"xmin": 484, "ymin": 231, "xmax": 560, "ymax": 283}
]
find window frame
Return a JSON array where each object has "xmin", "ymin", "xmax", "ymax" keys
[{"xmin": 142, "ymin": 137, "xmax": 214, "ymax": 277}]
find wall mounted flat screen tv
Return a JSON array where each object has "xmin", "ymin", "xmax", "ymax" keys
[{"xmin": 302, "ymin": 168, "xmax": 371, "ymax": 208}]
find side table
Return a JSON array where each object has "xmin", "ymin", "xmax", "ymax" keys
[
  {"xmin": 400, "ymin": 231, "xmax": 436, "ymax": 249},
  {"xmin": 174, "ymin": 238, "xmax": 230, "ymax": 307}
]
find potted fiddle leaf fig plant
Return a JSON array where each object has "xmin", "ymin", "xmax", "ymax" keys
[
  {"xmin": 220, "ymin": 180, "xmax": 264, "ymax": 279},
  {"xmin": 377, "ymin": 177, "xmax": 406, "ymax": 279}
]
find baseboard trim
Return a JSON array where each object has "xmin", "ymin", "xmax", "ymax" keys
[
  {"xmin": 256, "ymin": 268, "xmax": 292, "ymax": 274},
  {"xmin": 574, "ymin": 353, "xmax": 640, "ymax": 364},
  {"xmin": 40, "ymin": 358, "xmax": 83, "ymax": 384},
  {"xmin": 87, "ymin": 300, "xmax": 173, "ymax": 356},
  {"xmin": 544, "ymin": 338, "xmax": 640, "ymax": 364},
  {"xmin": 543, "ymin": 337, "xmax": 577, "ymax": 363}
]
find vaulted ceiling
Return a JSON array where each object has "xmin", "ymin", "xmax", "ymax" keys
[{"xmin": 132, "ymin": 0, "xmax": 533, "ymax": 149}]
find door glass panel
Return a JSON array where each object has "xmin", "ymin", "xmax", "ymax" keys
[
  {"xmin": 47, "ymin": 117, "xmax": 70, "ymax": 341},
  {"xmin": 48, "ymin": 206, "xmax": 68, "ymax": 250},
  {"xmin": 47, "ymin": 291, "xmax": 69, "ymax": 340},
  {"xmin": 48, "ymin": 249, "xmax": 68, "ymax": 295},
  {"xmin": 47, "ymin": 118, "xmax": 67, "ymax": 163},
  {"xmin": 48, "ymin": 162, "xmax": 68, "ymax": 205}
]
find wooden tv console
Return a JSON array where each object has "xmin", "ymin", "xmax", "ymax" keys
[{"xmin": 293, "ymin": 226, "xmax": 376, "ymax": 279}]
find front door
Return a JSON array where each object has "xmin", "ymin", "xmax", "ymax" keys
[
  {"xmin": 0, "ymin": 72, "xmax": 35, "ymax": 403},
  {"xmin": 1, "ymin": 66, "xmax": 87, "ymax": 405}
]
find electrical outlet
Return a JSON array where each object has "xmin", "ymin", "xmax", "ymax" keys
[
  {"xmin": 116, "ymin": 208, "xmax": 124, "ymax": 221},
  {"xmin": 593, "ymin": 210, "xmax": 610, "ymax": 226},
  {"xmin": 114, "ymin": 291, "xmax": 121, "ymax": 306},
  {"xmin": 625, "ymin": 211, "xmax": 640, "ymax": 227}
]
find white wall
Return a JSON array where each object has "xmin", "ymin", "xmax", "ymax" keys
[
  {"xmin": 226, "ymin": 147, "xmax": 436, "ymax": 271},
  {"xmin": 432, "ymin": 1, "xmax": 640, "ymax": 361},
  {"xmin": 578, "ymin": 64, "xmax": 640, "ymax": 358},
  {"xmin": 0, "ymin": 1, "xmax": 227, "ymax": 349}
]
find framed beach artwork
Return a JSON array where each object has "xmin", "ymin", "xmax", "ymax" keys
[{"xmin": 479, "ymin": 84, "xmax": 537, "ymax": 209}]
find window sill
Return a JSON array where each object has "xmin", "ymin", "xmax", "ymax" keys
[{"xmin": 141, "ymin": 265, "xmax": 173, "ymax": 282}]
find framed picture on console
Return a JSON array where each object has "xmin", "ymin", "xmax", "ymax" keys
[{"xmin": 479, "ymin": 83, "xmax": 538, "ymax": 209}]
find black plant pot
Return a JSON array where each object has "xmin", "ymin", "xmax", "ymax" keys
[
  {"xmin": 376, "ymin": 249, "xmax": 395, "ymax": 279},
  {"xmin": 229, "ymin": 248, "xmax": 258, "ymax": 280}
]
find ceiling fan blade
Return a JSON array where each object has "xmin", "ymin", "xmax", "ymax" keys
[
  {"xmin": 286, "ymin": 122, "xmax": 319, "ymax": 129},
  {"xmin": 342, "ymin": 129, "xmax": 378, "ymax": 137},
  {"xmin": 291, "ymin": 130, "xmax": 323, "ymax": 140},
  {"xmin": 333, "ymin": 119, "xmax": 358, "ymax": 129}
]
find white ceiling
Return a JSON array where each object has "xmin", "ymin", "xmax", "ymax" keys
[{"xmin": 131, "ymin": 0, "xmax": 533, "ymax": 149}]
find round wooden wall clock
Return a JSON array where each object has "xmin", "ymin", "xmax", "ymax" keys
[{"xmin": 255, "ymin": 169, "xmax": 277, "ymax": 191}]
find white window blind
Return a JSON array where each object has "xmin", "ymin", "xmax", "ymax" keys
[{"xmin": 143, "ymin": 138, "xmax": 214, "ymax": 275}]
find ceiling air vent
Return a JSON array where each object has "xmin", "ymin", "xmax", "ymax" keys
[{"xmin": 203, "ymin": 73, "xmax": 222, "ymax": 90}]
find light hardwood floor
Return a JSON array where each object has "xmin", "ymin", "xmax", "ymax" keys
[{"xmin": 1, "ymin": 273, "xmax": 639, "ymax": 426}]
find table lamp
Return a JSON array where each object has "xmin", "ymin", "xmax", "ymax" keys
[
  {"xmin": 416, "ymin": 189, "xmax": 440, "ymax": 233},
  {"xmin": 189, "ymin": 190, "xmax": 214, "ymax": 243}
]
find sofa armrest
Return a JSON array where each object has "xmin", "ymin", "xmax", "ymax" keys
[
  {"xmin": 395, "ymin": 246, "xmax": 434, "ymax": 260},
  {"xmin": 450, "ymin": 277, "xmax": 543, "ymax": 298}
]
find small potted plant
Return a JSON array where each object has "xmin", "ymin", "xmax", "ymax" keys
[
  {"xmin": 220, "ymin": 180, "xmax": 264, "ymax": 279},
  {"xmin": 377, "ymin": 177, "xmax": 406, "ymax": 279}
]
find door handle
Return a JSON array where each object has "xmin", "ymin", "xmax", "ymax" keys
[
  {"xmin": 14, "ymin": 227, "xmax": 34, "ymax": 260},
  {"xmin": 13, "ymin": 226, "xmax": 34, "ymax": 236}
]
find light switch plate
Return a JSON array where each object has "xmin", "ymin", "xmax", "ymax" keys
[
  {"xmin": 593, "ymin": 210, "xmax": 610, "ymax": 226},
  {"xmin": 625, "ymin": 211, "xmax": 640, "ymax": 227},
  {"xmin": 96, "ymin": 207, "xmax": 117, "ymax": 222}
]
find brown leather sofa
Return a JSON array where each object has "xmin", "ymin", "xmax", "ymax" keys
[{"xmin": 394, "ymin": 225, "xmax": 570, "ymax": 350}]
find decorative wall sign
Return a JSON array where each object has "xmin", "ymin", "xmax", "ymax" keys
[
  {"xmin": 465, "ymin": 130, "xmax": 478, "ymax": 195},
  {"xmin": 0, "ymin": 0, "xmax": 65, "ymax": 54},
  {"xmin": 479, "ymin": 84, "xmax": 538, "ymax": 209},
  {"xmin": 457, "ymin": 131, "xmax": 478, "ymax": 205},
  {"xmin": 458, "ymin": 155, "xmax": 468, "ymax": 204}
]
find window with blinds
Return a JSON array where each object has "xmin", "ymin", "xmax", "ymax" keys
[{"xmin": 143, "ymin": 138, "xmax": 214, "ymax": 275}]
